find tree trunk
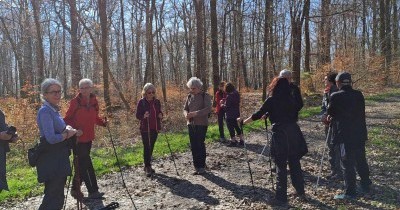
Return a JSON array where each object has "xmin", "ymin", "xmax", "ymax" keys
[
  {"xmin": 210, "ymin": 0, "xmax": 220, "ymax": 100},
  {"xmin": 144, "ymin": 0, "xmax": 155, "ymax": 84},
  {"xmin": 318, "ymin": 0, "xmax": 331, "ymax": 68},
  {"xmin": 68, "ymin": 0, "xmax": 82, "ymax": 89},
  {"xmin": 193, "ymin": 0, "xmax": 206, "ymax": 85},
  {"xmin": 120, "ymin": 0, "xmax": 130, "ymax": 86},
  {"xmin": 98, "ymin": 0, "xmax": 111, "ymax": 112},
  {"xmin": 31, "ymin": 0, "xmax": 45, "ymax": 85},
  {"xmin": 304, "ymin": 0, "xmax": 311, "ymax": 73},
  {"xmin": 392, "ymin": 0, "xmax": 399, "ymax": 57}
]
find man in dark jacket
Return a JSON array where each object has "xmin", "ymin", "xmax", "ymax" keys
[{"xmin": 327, "ymin": 72, "xmax": 372, "ymax": 200}]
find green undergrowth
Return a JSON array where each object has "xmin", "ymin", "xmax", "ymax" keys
[
  {"xmin": 1, "ymin": 89, "xmax": 399, "ymax": 204},
  {"xmin": 365, "ymin": 88, "xmax": 400, "ymax": 102}
]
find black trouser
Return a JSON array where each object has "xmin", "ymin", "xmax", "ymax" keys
[
  {"xmin": 188, "ymin": 125, "xmax": 208, "ymax": 169},
  {"xmin": 39, "ymin": 176, "xmax": 67, "ymax": 210},
  {"xmin": 275, "ymin": 155, "xmax": 305, "ymax": 202},
  {"xmin": 326, "ymin": 124, "xmax": 341, "ymax": 175},
  {"xmin": 217, "ymin": 110, "xmax": 226, "ymax": 139},
  {"xmin": 141, "ymin": 131, "xmax": 158, "ymax": 167},
  {"xmin": 0, "ymin": 146, "xmax": 8, "ymax": 191},
  {"xmin": 226, "ymin": 118, "xmax": 242, "ymax": 139},
  {"xmin": 72, "ymin": 142, "xmax": 99, "ymax": 194},
  {"xmin": 342, "ymin": 146, "xmax": 371, "ymax": 196}
]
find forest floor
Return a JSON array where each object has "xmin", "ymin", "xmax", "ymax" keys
[{"xmin": 2, "ymin": 92, "xmax": 400, "ymax": 210}]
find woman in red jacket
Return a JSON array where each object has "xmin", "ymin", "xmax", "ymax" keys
[
  {"xmin": 64, "ymin": 78, "xmax": 106, "ymax": 199},
  {"xmin": 136, "ymin": 83, "xmax": 163, "ymax": 177}
]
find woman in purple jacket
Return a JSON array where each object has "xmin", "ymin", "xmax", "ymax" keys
[
  {"xmin": 222, "ymin": 83, "xmax": 243, "ymax": 146},
  {"xmin": 136, "ymin": 83, "xmax": 163, "ymax": 177}
]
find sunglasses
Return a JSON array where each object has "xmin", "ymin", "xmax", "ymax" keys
[{"xmin": 147, "ymin": 91, "xmax": 155, "ymax": 94}]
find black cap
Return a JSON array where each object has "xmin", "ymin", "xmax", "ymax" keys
[{"xmin": 335, "ymin": 72, "xmax": 352, "ymax": 84}]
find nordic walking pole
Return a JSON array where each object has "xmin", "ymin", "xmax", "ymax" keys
[
  {"xmin": 268, "ymin": 130, "xmax": 275, "ymax": 191},
  {"xmin": 257, "ymin": 116, "xmax": 270, "ymax": 163},
  {"xmin": 314, "ymin": 143, "xmax": 327, "ymax": 192},
  {"xmin": 162, "ymin": 121, "xmax": 180, "ymax": 176},
  {"xmin": 239, "ymin": 120, "xmax": 256, "ymax": 194},
  {"xmin": 106, "ymin": 123, "xmax": 138, "ymax": 210}
]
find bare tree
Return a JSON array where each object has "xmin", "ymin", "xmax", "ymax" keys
[
  {"xmin": 318, "ymin": 0, "xmax": 331, "ymax": 68},
  {"xmin": 144, "ymin": 0, "xmax": 156, "ymax": 84},
  {"xmin": 67, "ymin": 0, "xmax": 82, "ymax": 89},
  {"xmin": 210, "ymin": 0, "xmax": 220, "ymax": 98},
  {"xmin": 193, "ymin": 0, "xmax": 206, "ymax": 85},
  {"xmin": 289, "ymin": 0, "xmax": 308, "ymax": 85},
  {"xmin": 31, "ymin": 0, "xmax": 45, "ymax": 85}
]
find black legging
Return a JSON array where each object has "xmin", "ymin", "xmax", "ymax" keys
[
  {"xmin": 217, "ymin": 110, "xmax": 226, "ymax": 139},
  {"xmin": 72, "ymin": 142, "xmax": 99, "ymax": 193},
  {"xmin": 141, "ymin": 130, "xmax": 158, "ymax": 167},
  {"xmin": 226, "ymin": 118, "xmax": 242, "ymax": 139}
]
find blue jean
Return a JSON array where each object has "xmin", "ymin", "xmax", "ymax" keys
[{"xmin": 188, "ymin": 125, "xmax": 208, "ymax": 169}]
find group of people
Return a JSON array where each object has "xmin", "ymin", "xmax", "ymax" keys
[
  {"xmin": 0, "ymin": 69, "xmax": 372, "ymax": 209},
  {"xmin": 0, "ymin": 78, "xmax": 107, "ymax": 209}
]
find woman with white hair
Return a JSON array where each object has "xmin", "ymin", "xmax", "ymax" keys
[
  {"xmin": 36, "ymin": 78, "xmax": 77, "ymax": 209},
  {"xmin": 64, "ymin": 78, "xmax": 106, "ymax": 199},
  {"xmin": 136, "ymin": 83, "xmax": 163, "ymax": 177},
  {"xmin": 183, "ymin": 77, "xmax": 212, "ymax": 175}
]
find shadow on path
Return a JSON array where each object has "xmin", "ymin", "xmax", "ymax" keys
[
  {"xmin": 153, "ymin": 173, "xmax": 219, "ymax": 205},
  {"xmin": 202, "ymin": 172, "xmax": 272, "ymax": 203}
]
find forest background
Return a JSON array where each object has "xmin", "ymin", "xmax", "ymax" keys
[{"xmin": 0, "ymin": 0, "xmax": 399, "ymax": 204}]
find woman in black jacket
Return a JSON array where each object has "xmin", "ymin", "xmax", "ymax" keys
[
  {"xmin": 0, "ymin": 110, "xmax": 18, "ymax": 192},
  {"xmin": 239, "ymin": 77, "xmax": 307, "ymax": 205}
]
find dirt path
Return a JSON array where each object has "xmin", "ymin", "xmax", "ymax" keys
[{"xmin": 3, "ymin": 94, "xmax": 400, "ymax": 210}]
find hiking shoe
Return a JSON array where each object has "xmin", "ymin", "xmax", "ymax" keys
[
  {"xmin": 227, "ymin": 140, "xmax": 238, "ymax": 147},
  {"xmin": 295, "ymin": 193, "xmax": 308, "ymax": 202},
  {"xmin": 88, "ymin": 191, "xmax": 104, "ymax": 199},
  {"xmin": 327, "ymin": 173, "xmax": 343, "ymax": 180},
  {"xmin": 144, "ymin": 166, "xmax": 155, "ymax": 177},
  {"xmin": 219, "ymin": 138, "xmax": 228, "ymax": 143},
  {"xmin": 70, "ymin": 189, "xmax": 83, "ymax": 200},
  {"xmin": 238, "ymin": 140, "xmax": 244, "ymax": 146},
  {"xmin": 334, "ymin": 194, "xmax": 356, "ymax": 200},
  {"xmin": 193, "ymin": 168, "xmax": 206, "ymax": 175}
]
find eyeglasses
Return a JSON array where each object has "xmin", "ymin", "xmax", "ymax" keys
[
  {"xmin": 46, "ymin": 90, "xmax": 62, "ymax": 95},
  {"xmin": 147, "ymin": 91, "xmax": 155, "ymax": 94}
]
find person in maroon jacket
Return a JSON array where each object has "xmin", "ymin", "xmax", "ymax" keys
[
  {"xmin": 136, "ymin": 83, "xmax": 163, "ymax": 177},
  {"xmin": 64, "ymin": 78, "xmax": 106, "ymax": 199},
  {"xmin": 215, "ymin": 81, "xmax": 227, "ymax": 142}
]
